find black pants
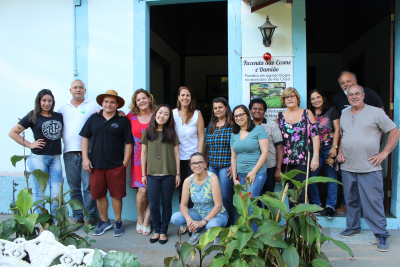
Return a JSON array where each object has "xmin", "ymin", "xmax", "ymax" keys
[
  {"xmin": 285, "ymin": 164, "xmax": 307, "ymax": 208},
  {"xmin": 147, "ymin": 175, "xmax": 175, "ymax": 234},
  {"xmin": 178, "ymin": 160, "xmax": 194, "ymax": 208}
]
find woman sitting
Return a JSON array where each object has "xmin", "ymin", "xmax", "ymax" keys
[{"xmin": 171, "ymin": 152, "xmax": 228, "ymax": 245}]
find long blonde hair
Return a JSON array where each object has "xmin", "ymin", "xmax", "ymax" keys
[
  {"xmin": 129, "ymin": 89, "xmax": 156, "ymax": 114},
  {"xmin": 176, "ymin": 86, "xmax": 197, "ymax": 124}
]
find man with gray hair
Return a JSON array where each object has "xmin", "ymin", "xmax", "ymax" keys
[
  {"xmin": 57, "ymin": 80, "xmax": 101, "ymax": 228},
  {"xmin": 330, "ymin": 71, "xmax": 384, "ymax": 214},
  {"xmin": 337, "ymin": 84, "xmax": 400, "ymax": 252}
]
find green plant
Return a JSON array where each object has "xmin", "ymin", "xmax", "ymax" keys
[
  {"xmin": 210, "ymin": 169, "xmax": 354, "ymax": 267},
  {"xmin": 164, "ymin": 227, "xmax": 224, "ymax": 267},
  {"xmin": 0, "ymin": 153, "xmax": 95, "ymax": 248},
  {"xmin": 90, "ymin": 248, "xmax": 140, "ymax": 267}
]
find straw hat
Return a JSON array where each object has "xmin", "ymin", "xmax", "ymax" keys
[{"xmin": 96, "ymin": 90, "xmax": 125, "ymax": 108}]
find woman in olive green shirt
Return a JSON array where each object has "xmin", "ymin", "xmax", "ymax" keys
[{"xmin": 141, "ymin": 104, "xmax": 180, "ymax": 245}]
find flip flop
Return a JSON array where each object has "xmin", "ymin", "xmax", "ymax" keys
[
  {"xmin": 136, "ymin": 223, "xmax": 143, "ymax": 234},
  {"xmin": 143, "ymin": 223, "xmax": 152, "ymax": 236}
]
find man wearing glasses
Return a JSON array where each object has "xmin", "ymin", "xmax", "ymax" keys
[{"xmin": 337, "ymin": 84, "xmax": 400, "ymax": 252}]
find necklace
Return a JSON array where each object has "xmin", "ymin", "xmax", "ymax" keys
[
  {"xmin": 156, "ymin": 131, "xmax": 162, "ymax": 160},
  {"xmin": 285, "ymin": 108, "xmax": 300, "ymax": 128}
]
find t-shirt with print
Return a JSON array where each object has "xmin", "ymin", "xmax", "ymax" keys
[
  {"xmin": 140, "ymin": 130, "xmax": 180, "ymax": 176},
  {"xmin": 261, "ymin": 120, "xmax": 283, "ymax": 168},
  {"xmin": 19, "ymin": 112, "xmax": 63, "ymax": 155},
  {"xmin": 230, "ymin": 125, "xmax": 269, "ymax": 174},
  {"xmin": 314, "ymin": 106, "xmax": 340, "ymax": 150},
  {"xmin": 340, "ymin": 104, "xmax": 396, "ymax": 173}
]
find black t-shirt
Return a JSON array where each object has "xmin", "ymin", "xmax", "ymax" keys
[
  {"xmin": 79, "ymin": 110, "xmax": 134, "ymax": 169},
  {"xmin": 330, "ymin": 87, "xmax": 384, "ymax": 115},
  {"xmin": 314, "ymin": 106, "xmax": 340, "ymax": 150},
  {"xmin": 19, "ymin": 112, "xmax": 63, "ymax": 155}
]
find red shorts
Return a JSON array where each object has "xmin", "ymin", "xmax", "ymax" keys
[{"xmin": 90, "ymin": 165, "xmax": 127, "ymax": 200}]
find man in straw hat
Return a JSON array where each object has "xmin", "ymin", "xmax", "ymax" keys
[{"xmin": 80, "ymin": 89, "xmax": 134, "ymax": 237}]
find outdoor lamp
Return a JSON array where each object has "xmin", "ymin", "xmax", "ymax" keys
[{"xmin": 258, "ymin": 16, "xmax": 277, "ymax": 47}]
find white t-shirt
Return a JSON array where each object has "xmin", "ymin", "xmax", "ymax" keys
[
  {"xmin": 173, "ymin": 109, "xmax": 199, "ymax": 160},
  {"xmin": 57, "ymin": 99, "xmax": 101, "ymax": 153}
]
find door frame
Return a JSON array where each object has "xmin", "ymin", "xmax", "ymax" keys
[{"xmin": 133, "ymin": 0, "xmax": 242, "ymax": 108}]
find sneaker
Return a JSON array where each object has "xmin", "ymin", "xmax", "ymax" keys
[
  {"xmin": 336, "ymin": 205, "xmax": 346, "ymax": 213},
  {"xmin": 325, "ymin": 207, "xmax": 334, "ymax": 220},
  {"xmin": 113, "ymin": 221, "xmax": 124, "ymax": 237},
  {"xmin": 187, "ymin": 228, "xmax": 205, "ymax": 245},
  {"xmin": 339, "ymin": 229, "xmax": 360, "ymax": 238},
  {"xmin": 72, "ymin": 219, "xmax": 84, "ymax": 231},
  {"xmin": 213, "ymin": 236, "xmax": 221, "ymax": 245},
  {"xmin": 376, "ymin": 236, "xmax": 389, "ymax": 252},
  {"xmin": 93, "ymin": 220, "xmax": 112, "ymax": 236}
]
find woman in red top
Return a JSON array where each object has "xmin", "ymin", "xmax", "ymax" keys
[{"xmin": 127, "ymin": 89, "xmax": 156, "ymax": 236}]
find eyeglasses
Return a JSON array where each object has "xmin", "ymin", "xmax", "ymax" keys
[
  {"xmin": 189, "ymin": 161, "xmax": 205, "ymax": 167},
  {"xmin": 233, "ymin": 113, "xmax": 246, "ymax": 120},
  {"xmin": 284, "ymin": 95, "xmax": 297, "ymax": 100}
]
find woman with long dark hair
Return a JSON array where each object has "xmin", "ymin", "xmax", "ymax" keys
[
  {"xmin": 231, "ymin": 105, "xmax": 269, "ymax": 231},
  {"xmin": 9, "ymin": 89, "xmax": 63, "ymax": 217},
  {"xmin": 205, "ymin": 97, "xmax": 235, "ymax": 227},
  {"xmin": 141, "ymin": 104, "xmax": 180, "ymax": 244},
  {"xmin": 308, "ymin": 89, "xmax": 340, "ymax": 219},
  {"xmin": 173, "ymin": 86, "xmax": 205, "ymax": 207},
  {"xmin": 127, "ymin": 89, "xmax": 156, "ymax": 236}
]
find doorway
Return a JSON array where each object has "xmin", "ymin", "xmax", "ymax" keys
[{"xmin": 305, "ymin": 0, "xmax": 392, "ymax": 213}]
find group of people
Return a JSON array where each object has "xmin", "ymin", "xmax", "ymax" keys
[{"xmin": 9, "ymin": 70, "xmax": 400, "ymax": 252}]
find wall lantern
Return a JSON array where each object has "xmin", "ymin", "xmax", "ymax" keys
[{"xmin": 258, "ymin": 16, "xmax": 277, "ymax": 47}]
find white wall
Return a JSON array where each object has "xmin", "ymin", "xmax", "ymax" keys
[
  {"xmin": 241, "ymin": 0, "xmax": 293, "ymax": 106},
  {"xmin": 87, "ymin": 0, "xmax": 134, "ymax": 113},
  {"xmin": 0, "ymin": 0, "xmax": 73, "ymax": 175}
]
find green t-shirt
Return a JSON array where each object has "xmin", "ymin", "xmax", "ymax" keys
[
  {"xmin": 230, "ymin": 125, "xmax": 269, "ymax": 174},
  {"xmin": 140, "ymin": 130, "xmax": 180, "ymax": 175}
]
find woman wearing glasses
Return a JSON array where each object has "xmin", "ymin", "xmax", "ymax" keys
[
  {"xmin": 276, "ymin": 87, "xmax": 320, "ymax": 206},
  {"xmin": 171, "ymin": 152, "xmax": 227, "ymax": 245},
  {"xmin": 205, "ymin": 97, "xmax": 234, "ymax": 227},
  {"xmin": 231, "ymin": 105, "xmax": 269, "ymax": 231}
]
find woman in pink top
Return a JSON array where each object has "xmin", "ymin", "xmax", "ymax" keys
[{"xmin": 127, "ymin": 89, "xmax": 156, "ymax": 236}]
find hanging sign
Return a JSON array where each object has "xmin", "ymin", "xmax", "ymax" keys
[{"xmin": 242, "ymin": 56, "xmax": 293, "ymax": 120}]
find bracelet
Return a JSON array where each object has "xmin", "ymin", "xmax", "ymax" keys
[
  {"xmin": 203, "ymin": 218, "xmax": 209, "ymax": 224},
  {"xmin": 142, "ymin": 175, "xmax": 146, "ymax": 177},
  {"xmin": 313, "ymin": 155, "xmax": 319, "ymax": 158},
  {"xmin": 176, "ymin": 174, "xmax": 181, "ymax": 176}
]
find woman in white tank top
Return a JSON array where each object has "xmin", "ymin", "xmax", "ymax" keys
[{"xmin": 173, "ymin": 86, "xmax": 205, "ymax": 209}]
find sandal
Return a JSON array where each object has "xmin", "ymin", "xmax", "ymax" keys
[
  {"xmin": 136, "ymin": 222, "xmax": 143, "ymax": 234},
  {"xmin": 143, "ymin": 223, "xmax": 152, "ymax": 236}
]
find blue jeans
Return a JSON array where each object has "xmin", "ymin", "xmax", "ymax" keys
[
  {"xmin": 171, "ymin": 208, "xmax": 228, "ymax": 232},
  {"xmin": 28, "ymin": 153, "xmax": 63, "ymax": 217},
  {"xmin": 239, "ymin": 171, "xmax": 267, "ymax": 232},
  {"xmin": 308, "ymin": 147, "xmax": 338, "ymax": 210},
  {"xmin": 63, "ymin": 152, "xmax": 96, "ymax": 221},
  {"xmin": 147, "ymin": 175, "xmax": 175, "ymax": 234},
  {"xmin": 208, "ymin": 165, "xmax": 234, "ymax": 226}
]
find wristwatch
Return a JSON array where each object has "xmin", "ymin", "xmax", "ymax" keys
[{"xmin": 332, "ymin": 144, "xmax": 338, "ymax": 149}]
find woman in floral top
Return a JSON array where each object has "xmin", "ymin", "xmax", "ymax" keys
[
  {"xmin": 276, "ymin": 87, "xmax": 320, "ymax": 206},
  {"xmin": 308, "ymin": 89, "xmax": 340, "ymax": 219}
]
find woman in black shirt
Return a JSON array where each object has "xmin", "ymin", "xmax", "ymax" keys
[{"xmin": 9, "ymin": 89, "xmax": 63, "ymax": 218}]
